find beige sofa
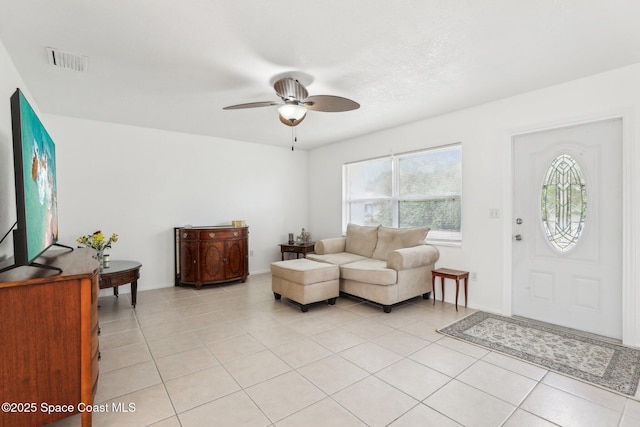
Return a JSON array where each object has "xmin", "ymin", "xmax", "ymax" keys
[{"xmin": 307, "ymin": 224, "xmax": 440, "ymax": 312}]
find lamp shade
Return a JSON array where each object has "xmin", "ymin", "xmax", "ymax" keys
[{"xmin": 278, "ymin": 103, "xmax": 307, "ymax": 126}]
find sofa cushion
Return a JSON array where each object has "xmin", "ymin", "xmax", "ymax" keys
[
  {"xmin": 307, "ymin": 252, "xmax": 367, "ymax": 266},
  {"xmin": 345, "ymin": 224, "xmax": 380, "ymax": 258},
  {"xmin": 271, "ymin": 259, "xmax": 340, "ymax": 285},
  {"xmin": 340, "ymin": 259, "xmax": 397, "ymax": 286},
  {"xmin": 372, "ymin": 226, "xmax": 430, "ymax": 261}
]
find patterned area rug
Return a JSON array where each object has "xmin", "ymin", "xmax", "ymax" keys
[{"xmin": 438, "ymin": 311, "xmax": 640, "ymax": 397}]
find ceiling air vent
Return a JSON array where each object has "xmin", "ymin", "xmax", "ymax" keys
[{"xmin": 46, "ymin": 48, "xmax": 88, "ymax": 72}]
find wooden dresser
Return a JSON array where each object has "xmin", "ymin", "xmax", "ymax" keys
[
  {"xmin": 174, "ymin": 226, "xmax": 249, "ymax": 289},
  {"xmin": 0, "ymin": 248, "xmax": 99, "ymax": 427}
]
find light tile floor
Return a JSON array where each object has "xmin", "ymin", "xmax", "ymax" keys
[{"xmin": 49, "ymin": 273, "xmax": 640, "ymax": 427}]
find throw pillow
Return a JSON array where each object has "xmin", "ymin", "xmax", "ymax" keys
[
  {"xmin": 372, "ymin": 226, "xmax": 430, "ymax": 260},
  {"xmin": 345, "ymin": 224, "xmax": 380, "ymax": 257}
]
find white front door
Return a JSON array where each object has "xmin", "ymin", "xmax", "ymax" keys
[{"xmin": 512, "ymin": 119, "xmax": 622, "ymax": 339}]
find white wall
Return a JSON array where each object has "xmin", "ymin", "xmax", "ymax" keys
[
  {"xmin": 1, "ymin": 37, "xmax": 310, "ymax": 290},
  {"xmin": 309, "ymin": 64, "xmax": 640, "ymax": 344},
  {"xmin": 44, "ymin": 115, "xmax": 309, "ymax": 290}
]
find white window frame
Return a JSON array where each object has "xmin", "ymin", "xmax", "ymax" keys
[{"xmin": 343, "ymin": 144, "xmax": 462, "ymax": 246}]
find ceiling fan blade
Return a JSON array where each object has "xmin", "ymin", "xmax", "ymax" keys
[
  {"xmin": 303, "ymin": 95, "xmax": 360, "ymax": 112},
  {"xmin": 223, "ymin": 101, "xmax": 281, "ymax": 110},
  {"xmin": 274, "ymin": 78, "xmax": 308, "ymax": 101}
]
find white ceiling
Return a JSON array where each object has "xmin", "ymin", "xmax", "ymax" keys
[{"xmin": 1, "ymin": 0, "xmax": 640, "ymax": 150}]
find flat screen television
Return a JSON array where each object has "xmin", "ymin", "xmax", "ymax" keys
[{"xmin": 0, "ymin": 88, "xmax": 71, "ymax": 274}]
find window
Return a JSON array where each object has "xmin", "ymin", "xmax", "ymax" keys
[
  {"xmin": 541, "ymin": 153, "xmax": 587, "ymax": 253},
  {"xmin": 343, "ymin": 144, "xmax": 462, "ymax": 244}
]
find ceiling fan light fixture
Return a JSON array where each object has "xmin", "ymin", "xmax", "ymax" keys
[
  {"xmin": 223, "ymin": 76, "xmax": 359, "ymax": 130},
  {"xmin": 278, "ymin": 103, "xmax": 307, "ymax": 126}
]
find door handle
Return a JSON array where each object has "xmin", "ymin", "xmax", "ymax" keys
[{"xmin": 515, "ymin": 234, "xmax": 523, "ymax": 241}]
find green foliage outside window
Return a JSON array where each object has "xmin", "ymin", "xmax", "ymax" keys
[
  {"xmin": 344, "ymin": 144, "xmax": 462, "ymax": 242},
  {"xmin": 400, "ymin": 199, "xmax": 460, "ymax": 230}
]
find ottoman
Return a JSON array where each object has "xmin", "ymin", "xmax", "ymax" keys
[{"xmin": 270, "ymin": 258, "xmax": 340, "ymax": 312}]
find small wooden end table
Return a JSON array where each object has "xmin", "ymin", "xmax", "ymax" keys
[
  {"xmin": 432, "ymin": 268, "xmax": 469, "ymax": 312},
  {"xmin": 99, "ymin": 260, "xmax": 142, "ymax": 307},
  {"xmin": 279, "ymin": 242, "xmax": 315, "ymax": 261}
]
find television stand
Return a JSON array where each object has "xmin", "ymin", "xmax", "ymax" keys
[
  {"xmin": 0, "ymin": 260, "xmax": 63, "ymax": 275},
  {"xmin": 0, "ymin": 248, "xmax": 99, "ymax": 427},
  {"xmin": 0, "ymin": 243, "xmax": 74, "ymax": 274},
  {"xmin": 53, "ymin": 242, "xmax": 75, "ymax": 251},
  {"xmin": 26, "ymin": 262, "xmax": 63, "ymax": 273}
]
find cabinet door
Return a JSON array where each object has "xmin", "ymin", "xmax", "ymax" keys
[
  {"xmin": 200, "ymin": 240, "xmax": 226, "ymax": 282},
  {"xmin": 180, "ymin": 240, "xmax": 199, "ymax": 284},
  {"xmin": 225, "ymin": 238, "xmax": 247, "ymax": 280}
]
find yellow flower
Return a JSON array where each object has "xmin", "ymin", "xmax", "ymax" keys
[{"xmin": 77, "ymin": 230, "xmax": 119, "ymax": 252}]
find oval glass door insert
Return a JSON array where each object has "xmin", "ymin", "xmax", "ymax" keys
[{"xmin": 541, "ymin": 153, "xmax": 587, "ymax": 252}]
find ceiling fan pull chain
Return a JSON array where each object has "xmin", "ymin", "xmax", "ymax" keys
[{"xmin": 291, "ymin": 126, "xmax": 297, "ymax": 151}]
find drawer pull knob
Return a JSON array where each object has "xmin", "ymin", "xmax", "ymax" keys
[
  {"xmin": 183, "ymin": 233, "xmax": 188, "ymax": 238},
  {"xmin": 209, "ymin": 232, "xmax": 216, "ymax": 238},
  {"xmin": 233, "ymin": 232, "xmax": 239, "ymax": 237}
]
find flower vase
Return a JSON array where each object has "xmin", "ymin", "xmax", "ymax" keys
[{"xmin": 96, "ymin": 249, "xmax": 104, "ymax": 269}]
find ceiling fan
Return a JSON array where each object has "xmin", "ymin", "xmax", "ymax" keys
[{"xmin": 223, "ymin": 77, "xmax": 360, "ymax": 127}]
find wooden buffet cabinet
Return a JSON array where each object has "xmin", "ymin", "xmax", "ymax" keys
[
  {"xmin": 0, "ymin": 248, "xmax": 99, "ymax": 427},
  {"xmin": 174, "ymin": 226, "xmax": 249, "ymax": 289}
]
